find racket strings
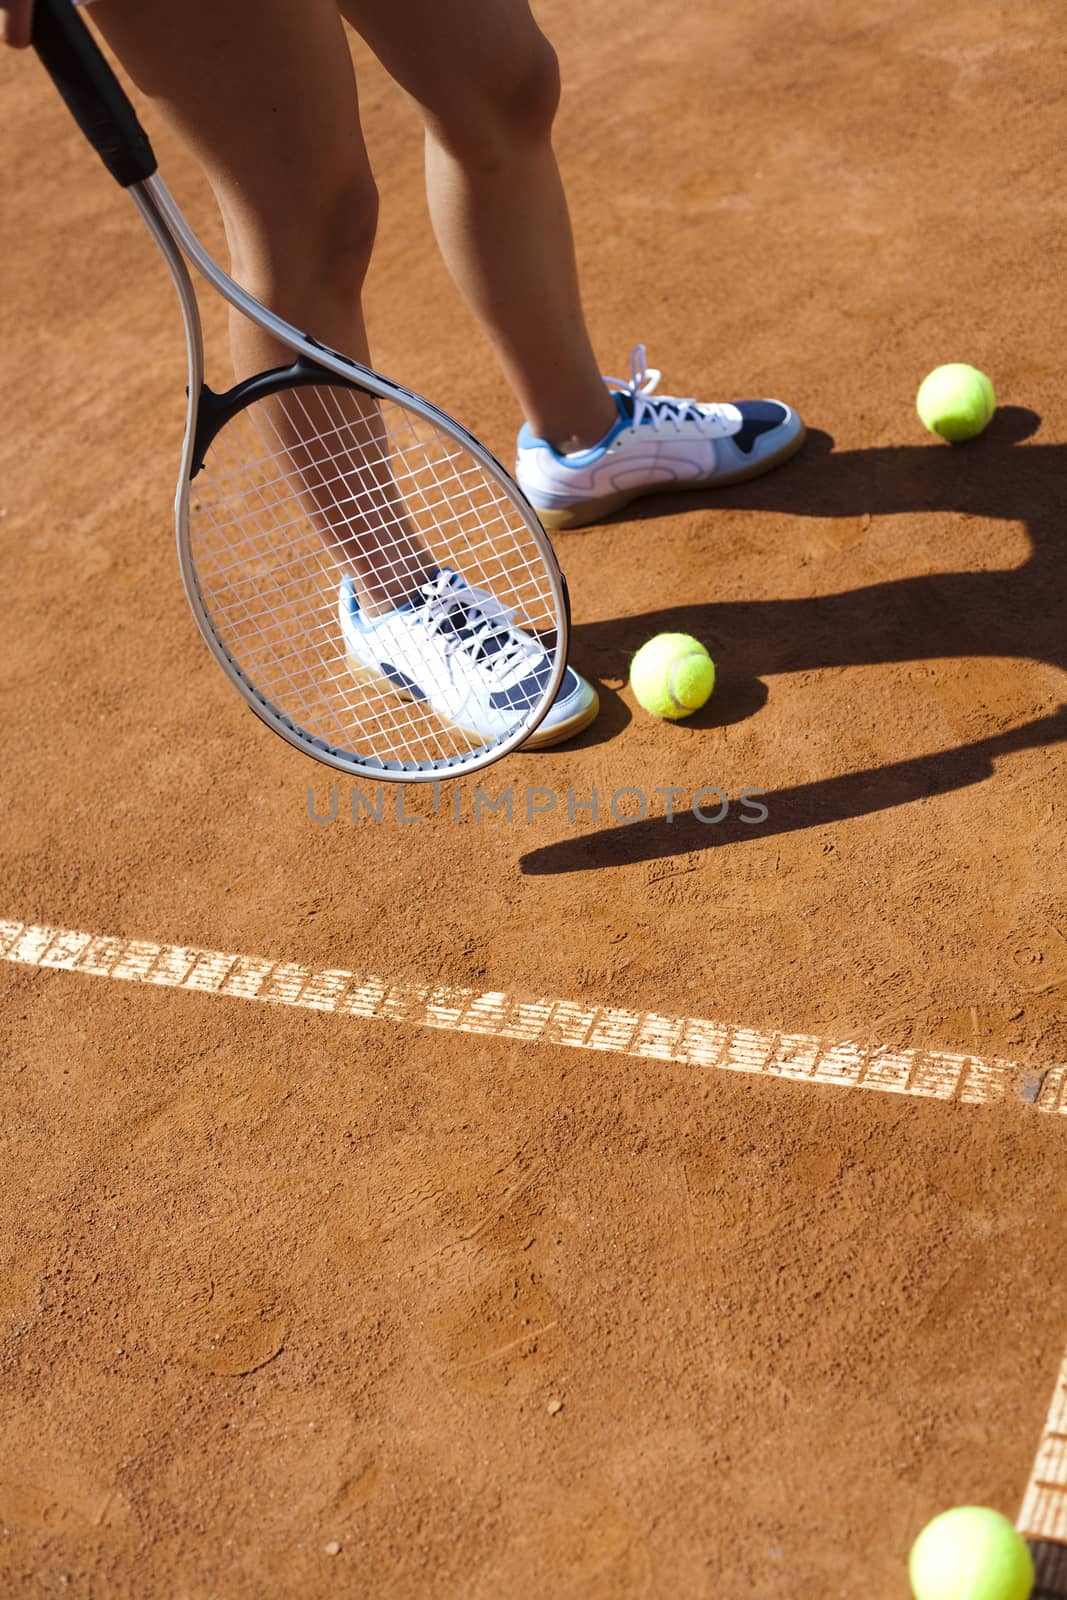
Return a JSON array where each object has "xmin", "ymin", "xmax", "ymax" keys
[{"xmin": 187, "ymin": 380, "xmax": 559, "ymax": 771}]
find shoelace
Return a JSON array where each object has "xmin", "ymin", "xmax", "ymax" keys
[
  {"xmin": 415, "ymin": 569, "xmax": 540, "ymax": 683},
  {"xmin": 605, "ymin": 343, "xmax": 734, "ymax": 434}
]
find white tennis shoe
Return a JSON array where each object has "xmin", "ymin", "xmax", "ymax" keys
[
  {"xmin": 515, "ymin": 344, "xmax": 806, "ymax": 529},
  {"xmin": 339, "ymin": 566, "xmax": 598, "ymax": 750}
]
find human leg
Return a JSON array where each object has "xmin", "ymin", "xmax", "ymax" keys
[
  {"xmin": 91, "ymin": 0, "xmax": 435, "ymax": 612},
  {"xmin": 338, "ymin": 0, "xmax": 617, "ymax": 453},
  {"xmin": 85, "ymin": 0, "xmax": 600, "ymax": 742},
  {"xmin": 337, "ymin": 0, "xmax": 805, "ymax": 527}
]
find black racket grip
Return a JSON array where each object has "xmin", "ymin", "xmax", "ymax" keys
[{"xmin": 32, "ymin": 0, "xmax": 156, "ymax": 187}]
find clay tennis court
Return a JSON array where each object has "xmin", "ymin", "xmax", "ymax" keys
[{"xmin": 2, "ymin": 1, "xmax": 1066, "ymax": 1595}]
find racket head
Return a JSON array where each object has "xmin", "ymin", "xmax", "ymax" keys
[{"xmin": 177, "ymin": 362, "xmax": 570, "ymax": 780}]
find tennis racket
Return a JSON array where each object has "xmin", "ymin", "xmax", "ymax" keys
[{"xmin": 31, "ymin": 0, "xmax": 575, "ymax": 781}]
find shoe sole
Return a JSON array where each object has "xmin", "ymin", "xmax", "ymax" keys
[
  {"xmin": 519, "ymin": 683, "xmax": 600, "ymax": 749},
  {"xmin": 345, "ymin": 656, "xmax": 599, "ymax": 752},
  {"xmin": 531, "ymin": 419, "xmax": 808, "ymax": 532}
]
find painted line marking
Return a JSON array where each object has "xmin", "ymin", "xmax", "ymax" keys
[
  {"xmin": 2, "ymin": 917, "xmax": 1065, "ymax": 1113},
  {"xmin": 1021, "ymin": 1350, "xmax": 1067, "ymax": 1545}
]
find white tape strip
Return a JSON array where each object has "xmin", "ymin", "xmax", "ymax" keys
[
  {"xmin": 1020, "ymin": 1351, "xmax": 1067, "ymax": 1543},
  {"xmin": 1, "ymin": 918, "xmax": 1064, "ymax": 1112}
]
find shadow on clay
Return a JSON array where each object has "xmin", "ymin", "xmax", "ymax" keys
[
  {"xmin": 521, "ymin": 407, "xmax": 1067, "ymax": 873},
  {"xmin": 520, "ymin": 705, "xmax": 1067, "ymax": 874}
]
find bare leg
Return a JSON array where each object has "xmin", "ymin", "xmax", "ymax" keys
[
  {"xmin": 91, "ymin": 0, "xmax": 433, "ymax": 613},
  {"xmin": 339, "ymin": 0, "xmax": 617, "ymax": 452}
]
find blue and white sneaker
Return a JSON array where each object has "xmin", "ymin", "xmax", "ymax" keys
[
  {"xmin": 516, "ymin": 344, "xmax": 806, "ymax": 530},
  {"xmin": 339, "ymin": 567, "xmax": 598, "ymax": 750}
]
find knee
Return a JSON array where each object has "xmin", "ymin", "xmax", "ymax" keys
[
  {"xmin": 431, "ymin": 31, "xmax": 561, "ymax": 164},
  {"xmin": 228, "ymin": 166, "xmax": 380, "ymax": 315},
  {"xmin": 312, "ymin": 170, "xmax": 380, "ymax": 304},
  {"xmin": 501, "ymin": 32, "xmax": 561, "ymax": 145}
]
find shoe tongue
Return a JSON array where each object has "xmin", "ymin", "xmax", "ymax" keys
[
  {"xmin": 431, "ymin": 576, "xmax": 509, "ymax": 663},
  {"xmin": 615, "ymin": 391, "xmax": 658, "ymax": 427},
  {"xmin": 399, "ymin": 564, "xmax": 442, "ymax": 608}
]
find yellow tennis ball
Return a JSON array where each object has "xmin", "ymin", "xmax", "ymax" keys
[
  {"xmin": 917, "ymin": 363, "xmax": 996, "ymax": 442},
  {"xmin": 629, "ymin": 633, "xmax": 715, "ymax": 720},
  {"xmin": 909, "ymin": 1508, "xmax": 1033, "ymax": 1600}
]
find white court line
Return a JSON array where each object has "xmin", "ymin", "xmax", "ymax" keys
[
  {"xmin": 0, "ymin": 916, "xmax": 1064, "ymax": 1113},
  {"xmin": 1020, "ymin": 1350, "xmax": 1067, "ymax": 1546},
  {"xmin": 1, "ymin": 913, "xmax": 1066, "ymax": 1553}
]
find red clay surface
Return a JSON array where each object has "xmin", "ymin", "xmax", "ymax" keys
[{"xmin": 1, "ymin": 1, "xmax": 1066, "ymax": 1595}]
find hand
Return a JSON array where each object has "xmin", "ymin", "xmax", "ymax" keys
[{"xmin": 1, "ymin": 0, "xmax": 34, "ymax": 48}]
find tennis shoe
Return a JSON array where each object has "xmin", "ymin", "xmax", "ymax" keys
[
  {"xmin": 339, "ymin": 566, "xmax": 598, "ymax": 750},
  {"xmin": 515, "ymin": 344, "xmax": 806, "ymax": 529}
]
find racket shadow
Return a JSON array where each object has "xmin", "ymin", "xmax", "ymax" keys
[{"xmin": 520, "ymin": 707, "xmax": 1067, "ymax": 875}]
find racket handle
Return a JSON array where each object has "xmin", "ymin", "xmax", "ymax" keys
[{"xmin": 32, "ymin": 0, "xmax": 156, "ymax": 187}]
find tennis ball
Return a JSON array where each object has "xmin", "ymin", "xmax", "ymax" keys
[
  {"xmin": 909, "ymin": 1508, "xmax": 1033, "ymax": 1600},
  {"xmin": 917, "ymin": 363, "xmax": 996, "ymax": 442},
  {"xmin": 630, "ymin": 633, "xmax": 715, "ymax": 719}
]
